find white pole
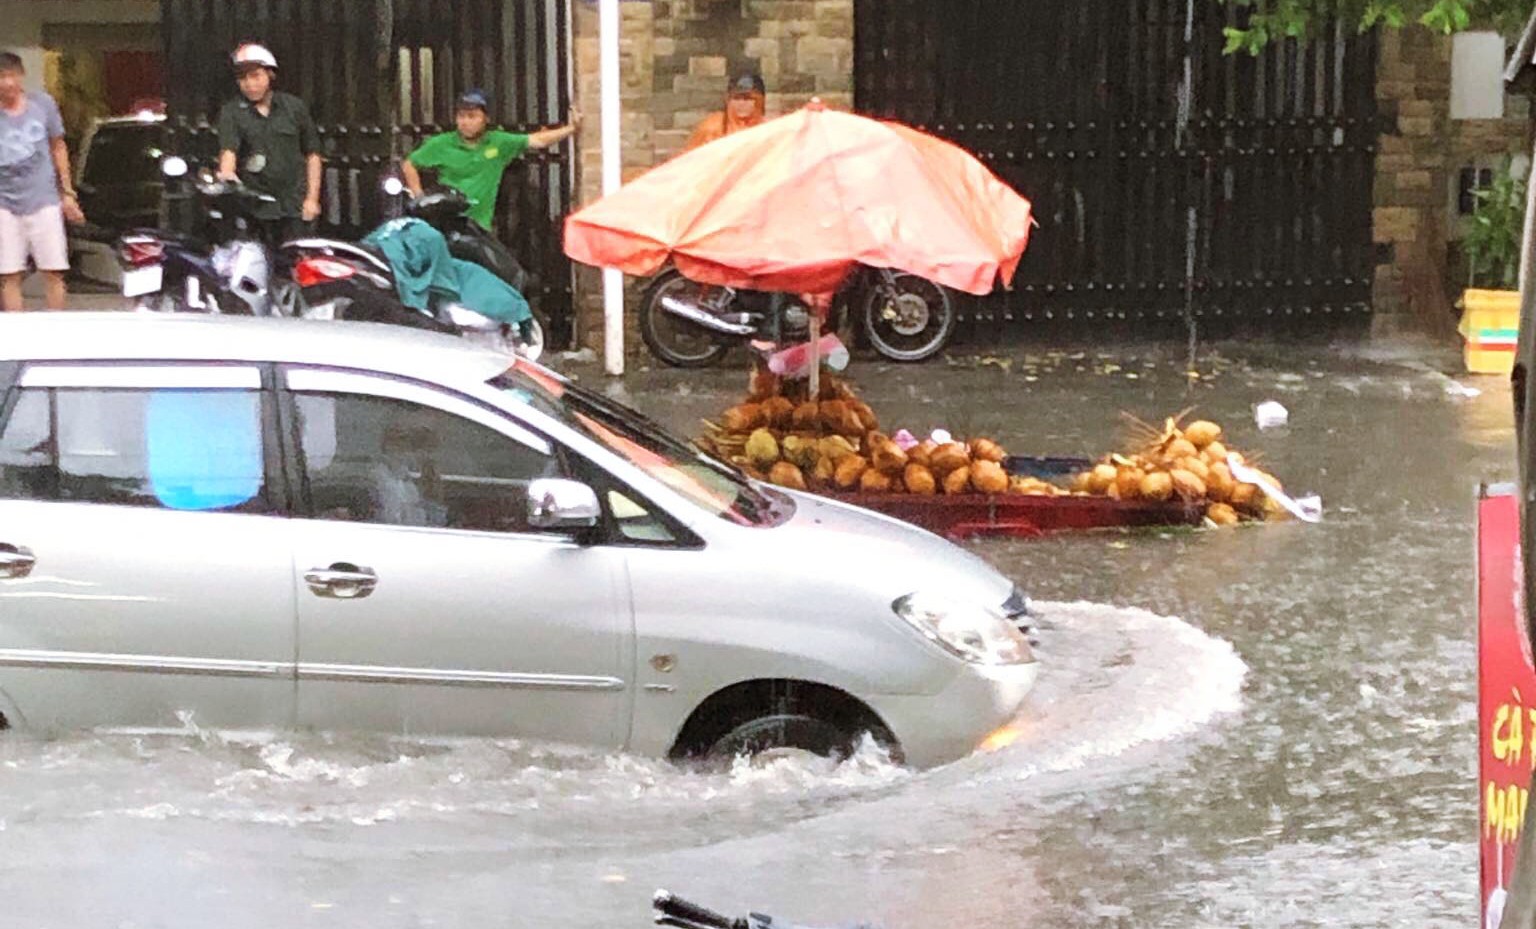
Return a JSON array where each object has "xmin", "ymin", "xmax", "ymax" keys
[{"xmin": 599, "ymin": 0, "xmax": 624, "ymax": 376}]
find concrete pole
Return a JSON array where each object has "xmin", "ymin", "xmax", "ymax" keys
[{"xmin": 599, "ymin": 0, "xmax": 624, "ymax": 376}]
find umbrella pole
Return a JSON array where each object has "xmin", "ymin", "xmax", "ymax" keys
[{"xmin": 807, "ymin": 313, "xmax": 821, "ymax": 399}]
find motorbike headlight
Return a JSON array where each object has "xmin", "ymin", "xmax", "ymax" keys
[{"xmin": 893, "ymin": 592, "xmax": 1035, "ymax": 666}]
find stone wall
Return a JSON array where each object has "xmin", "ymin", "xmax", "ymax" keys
[
  {"xmin": 1373, "ymin": 28, "xmax": 1529, "ymax": 334},
  {"xmin": 570, "ymin": 4, "xmax": 1526, "ymax": 350},
  {"xmin": 570, "ymin": 0, "xmax": 854, "ymax": 351}
]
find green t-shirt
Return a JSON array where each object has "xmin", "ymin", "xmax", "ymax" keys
[{"xmin": 408, "ymin": 129, "xmax": 530, "ymax": 229}]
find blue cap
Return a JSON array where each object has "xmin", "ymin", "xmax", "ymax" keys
[{"xmin": 456, "ymin": 88, "xmax": 490, "ymax": 112}]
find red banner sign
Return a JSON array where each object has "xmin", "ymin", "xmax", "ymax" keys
[{"xmin": 1481, "ymin": 486, "xmax": 1534, "ymax": 927}]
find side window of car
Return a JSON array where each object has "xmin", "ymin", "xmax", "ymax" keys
[
  {"xmin": 606, "ymin": 489, "xmax": 679, "ymax": 545},
  {"xmin": 294, "ymin": 391, "xmax": 563, "ymax": 534},
  {"xmin": 0, "ymin": 386, "xmax": 268, "ymax": 513}
]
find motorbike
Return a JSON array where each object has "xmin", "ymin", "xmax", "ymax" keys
[
  {"xmin": 280, "ymin": 182, "xmax": 550, "ymax": 362},
  {"xmin": 638, "ymin": 266, "xmax": 957, "ymax": 368},
  {"xmin": 115, "ymin": 157, "xmax": 303, "ymax": 317}
]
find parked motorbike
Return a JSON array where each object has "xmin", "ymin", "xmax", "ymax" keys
[
  {"xmin": 115, "ymin": 157, "xmax": 302, "ymax": 317},
  {"xmin": 281, "ymin": 182, "xmax": 550, "ymax": 362},
  {"xmin": 638, "ymin": 267, "xmax": 957, "ymax": 368}
]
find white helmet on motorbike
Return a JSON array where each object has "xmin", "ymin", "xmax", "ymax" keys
[{"xmin": 232, "ymin": 43, "xmax": 278, "ymax": 72}]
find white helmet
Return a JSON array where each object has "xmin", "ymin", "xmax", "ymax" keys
[{"xmin": 232, "ymin": 43, "xmax": 278, "ymax": 71}]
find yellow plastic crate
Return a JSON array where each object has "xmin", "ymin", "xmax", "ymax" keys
[{"xmin": 1460, "ymin": 289, "xmax": 1521, "ymax": 375}]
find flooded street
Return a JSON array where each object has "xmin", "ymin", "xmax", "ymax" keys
[{"xmin": 0, "ymin": 339, "xmax": 1506, "ymax": 928}]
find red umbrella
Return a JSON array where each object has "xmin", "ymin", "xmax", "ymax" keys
[{"xmin": 563, "ymin": 101, "xmax": 1033, "ymax": 297}]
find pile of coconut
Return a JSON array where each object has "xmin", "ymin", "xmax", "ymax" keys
[{"xmin": 1071, "ymin": 414, "xmax": 1290, "ymax": 524}]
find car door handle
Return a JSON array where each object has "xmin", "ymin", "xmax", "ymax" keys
[
  {"xmin": 304, "ymin": 564, "xmax": 378, "ymax": 600},
  {"xmin": 0, "ymin": 545, "xmax": 36, "ymax": 580}
]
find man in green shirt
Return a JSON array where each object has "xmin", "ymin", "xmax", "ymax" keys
[{"xmin": 401, "ymin": 88, "xmax": 579, "ymax": 230}]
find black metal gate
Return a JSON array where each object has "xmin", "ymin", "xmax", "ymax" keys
[
  {"xmin": 160, "ymin": 0, "xmax": 576, "ymax": 345},
  {"xmin": 854, "ymin": 0, "xmax": 1380, "ymax": 340}
]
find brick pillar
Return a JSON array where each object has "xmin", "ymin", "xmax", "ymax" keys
[{"xmin": 1372, "ymin": 28, "xmax": 1529, "ymax": 336}]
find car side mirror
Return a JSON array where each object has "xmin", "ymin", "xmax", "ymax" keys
[{"xmin": 527, "ymin": 478, "xmax": 601, "ymax": 532}]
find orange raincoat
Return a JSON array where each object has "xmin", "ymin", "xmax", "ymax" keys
[{"xmin": 683, "ymin": 84, "xmax": 766, "ymax": 152}]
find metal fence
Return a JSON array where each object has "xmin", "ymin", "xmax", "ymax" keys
[
  {"xmin": 854, "ymin": 0, "xmax": 1381, "ymax": 341},
  {"xmin": 160, "ymin": 0, "xmax": 576, "ymax": 345}
]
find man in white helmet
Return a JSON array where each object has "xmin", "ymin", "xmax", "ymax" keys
[{"xmin": 216, "ymin": 43, "xmax": 322, "ymax": 245}]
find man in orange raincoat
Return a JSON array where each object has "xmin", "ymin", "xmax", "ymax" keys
[{"xmin": 683, "ymin": 73, "xmax": 766, "ymax": 152}]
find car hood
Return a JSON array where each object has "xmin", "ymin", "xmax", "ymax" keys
[{"xmin": 750, "ymin": 488, "xmax": 1017, "ymax": 609}]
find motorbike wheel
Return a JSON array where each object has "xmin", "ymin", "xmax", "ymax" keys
[
  {"xmin": 134, "ymin": 289, "xmax": 221, "ymax": 314},
  {"xmin": 514, "ymin": 309, "xmax": 550, "ymax": 363},
  {"xmin": 269, "ymin": 278, "xmax": 306, "ymax": 318},
  {"xmin": 859, "ymin": 273, "xmax": 957, "ymax": 363},
  {"xmin": 639, "ymin": 270, "xmax": 731, "ymax": 368}
]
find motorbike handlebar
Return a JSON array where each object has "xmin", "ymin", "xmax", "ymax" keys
[
  {"xmin": 652, "ymin": 890, "xmax": 876, "ymax": 929},
  {"xmin": 653, "ymin": 891, "xmax": 743, "ymax": 929}
]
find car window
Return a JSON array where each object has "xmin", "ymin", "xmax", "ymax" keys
[
  {"xmin": 295, "ymin": 392, "xmax": 563, "ymax": 534},
  {"xmin": 491, "ymin": 367, "xmax": 791, "ymax": 528},
  {"xmin": 0, "ymin": 387, "xmax": 268, "ymax": 512},
  {"xmin": 606, "ymin": 489, "xmax": 678, "ymax": 544},
  {"xmin": 84, "ymin": 124, "xmax": 165, "ymax": 187}
]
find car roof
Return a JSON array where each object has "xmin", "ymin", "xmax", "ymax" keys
[{"xmin": 0, "ymin": 313, "xmax": 514, "ymax": 386}]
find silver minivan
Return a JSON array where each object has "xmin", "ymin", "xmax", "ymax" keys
[{"xmin": 0, "ymin": 314, "xmax": 1037, "ymax": 768}]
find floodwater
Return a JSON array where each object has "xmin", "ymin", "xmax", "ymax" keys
[{"xmin": 0, "ymin": 338, "xmax": 1505, "ymax": 928}]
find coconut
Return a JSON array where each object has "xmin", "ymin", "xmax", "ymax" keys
[
  {"xmin": 721, "ymin": 403, "xmax": 763, "ymax": 433},
  {"xmin": 972, "ymin": 460, "xmax": 1008, "ymax": 494},
  {"xmin": 745, "ymin": 428, "xmax": 780, "ymax": 469},
  {"xmin": 768, "ymin": 461, "xmax": 807, "ymax": 491},
  {"xmin": 909, "ymin": 440, "xmax": 937, "ymax": 468},
  {"xmin": 969, "ymin": 438, "xmax": 1007, "ymax": 463},
  {"xmin": 812, "ymin": 454, "xmax": 837, "ymax": 488},
  {"xmin": 1163, "ymin": 437, "xmax": 1199, "ymax": 462},
  {"xmin": 818, "ymin": 435, "xmax": 859, "ymax": 462},
  {"xmin": 1184, "ymin": 420, "xmax": 1222, "ymax": 449},
  {"xmin": 904, "ymin": 463, "xmax": 938, "ymax": 495},
  {"xmin": 1261, "ymin": 493, "xmax": 1291, "ymax": 521},
  {"xmin": 791, "ymin": 401, "xmax": 821, "ymax": 431},
  {"xmin": 851, "ymin": 401, "xmax": 880, "ymax": 433},
  {"xmin": 1087, "ymin": 463, "xmax": 1118, "ymax": 495},
  {"xmin": 761, "ymin": 397, "xmax": 795, "ymax": 429},
  {"xmin": 1140, "ymin": 471, "xmax": 1174, "ymax": 502},
  {"xmin": 1206, "ymin": 462, "xmax": 1235, "ymax": 502},
  {"xmin": 931, "ymin": 443, "xmax": 971, "ymax": 475},
  {"xmin": 1177, "ymin": 456, "xmax": 1211, "ymax": 483},
  {"xmin": 860, "ymin": 468, "xmax": 895, "ymax": 494},
  {"xmin": 943, "ymin": 465, "xmax": 973, "ymax": 495},
  {"xmin": 1169, "ymin": 468, "xmax": 1207, "ymax": 500},
  {"xmin": 834, "ymin": 455, "xmax": 869, "ymax": 489},
  {"xmin": 1205, "ymin": 502, "xmax": 1240, "ymax": 526},
  {"xmin": 870, "ymin": 436, "xmax": 910, "ymax": 474},
  {"xmin": 1115, "ymin": 466, "xmax": 1146, "ymax": 500},
  {"xmin": 1229, "ymin": 482, "xmax": 1260, "ymax": 511},
  {"xmin": 1071, "ymin": 471, "xmax": 1093, "ymax": 493},
  {"xmin": 1201, "ymin": 440, "xmax": 1229, "ymax": 466}
]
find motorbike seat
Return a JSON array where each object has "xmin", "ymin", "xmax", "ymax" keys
[{"xmin": 446, "ymin": 227, "xmax": 531, "ymax": 294}]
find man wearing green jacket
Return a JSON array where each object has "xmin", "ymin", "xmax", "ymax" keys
[{"xmin": 401, "ymin": 88, "xmax": 579, "ymax": 229}]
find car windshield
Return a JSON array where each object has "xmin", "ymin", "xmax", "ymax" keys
[
  {"xmin": 85, "ymin": 124, "xmax": 165, "ymax": 187},
  {"xmin": 490, "ymin": 365, "xmax": 789, "ymax": 528}
]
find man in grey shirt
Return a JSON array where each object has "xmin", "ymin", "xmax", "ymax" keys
[{"xmin": 0, "ymin": 51, "xmax": 84, "ymax": 311}]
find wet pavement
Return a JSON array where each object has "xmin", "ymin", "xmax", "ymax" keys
[{"xmin": 0, "ymin": 336, "xmax": 1507, "ymax": 928}]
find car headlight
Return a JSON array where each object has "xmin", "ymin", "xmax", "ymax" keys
[{"xmin": 893, "ymin": 592, "xmax": 1035, "ymax": 665}]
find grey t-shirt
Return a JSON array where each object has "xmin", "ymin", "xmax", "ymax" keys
[{"xmin": 0, "ymin": 92, "xmax": 65, "ymax": 215}]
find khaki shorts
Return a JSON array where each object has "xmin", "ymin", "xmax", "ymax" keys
[{"xmin": 0, "ymin": 204, "xmax": 70, "ymax": 275}]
